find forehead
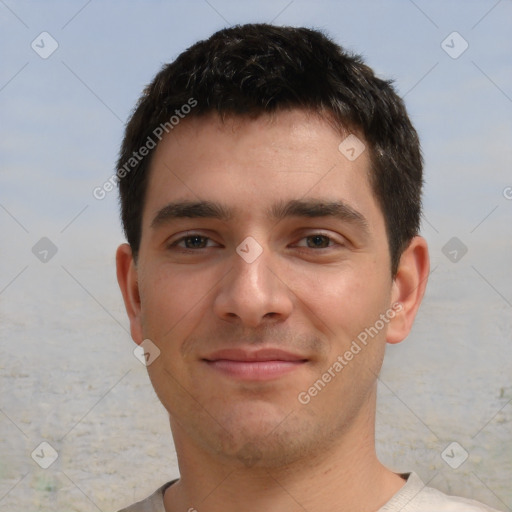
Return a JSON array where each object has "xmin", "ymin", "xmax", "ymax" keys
[{"xmin": 142, "ymin": 110, "xmax": 384, "ymax": 234}]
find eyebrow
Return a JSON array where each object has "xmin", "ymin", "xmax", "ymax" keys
[
  {"xmin": 151, "ymin": 200, "xmax": 234, "ymax": 227},
  {"xmin": 150, "ymin": 198, "xmax": 370, "ymax": 236},
  {"xmin": 268, "ymin": 199, "xmax": 369, "ymax": 234}
]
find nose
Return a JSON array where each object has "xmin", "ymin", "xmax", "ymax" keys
[{"xmin": 213, "ymin": 241, "xmax": 294, "ymax": 328}]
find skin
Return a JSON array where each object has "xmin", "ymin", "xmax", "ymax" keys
[{"xmin": 116, "ymin": 109, "xmax": 430, "ymax": 512}]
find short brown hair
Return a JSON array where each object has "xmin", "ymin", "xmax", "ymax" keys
[{"xmin": 117, "ymin": 23, "xmax": 423, "ymax": 276}]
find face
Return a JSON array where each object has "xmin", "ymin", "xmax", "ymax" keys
[{"xmin": 117, "ymin": 110, "xmax": 418, "ymax": 468}]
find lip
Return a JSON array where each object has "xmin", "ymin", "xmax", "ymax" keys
[{"xmin": 203, "ymin": 348, "xmax": 308, "ymax": 381}]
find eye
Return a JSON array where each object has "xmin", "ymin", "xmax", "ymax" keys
[
  {"xmin": 168, "ymin": 233, "xmax": 218, "ymax": 250},
  {"xmin": 295, "ymin": 233, "xmax": 341, "ymax": 249}
]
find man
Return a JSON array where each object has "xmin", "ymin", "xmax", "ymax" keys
[{"xmin": 115, "ymin": 24, "xmax": 501, "ymax": 512}]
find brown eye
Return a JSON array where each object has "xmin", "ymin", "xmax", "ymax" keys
[
  {"xmin": 305, "ymin": 235, "xmax": 331, "ymax": 248},
  {"xmin": 169, "ymin": 233, "xmax": 217, "ymax": 250},
  {"xmin": 182, "ymin": 235, "xmax": 209, "ymax": 249}
]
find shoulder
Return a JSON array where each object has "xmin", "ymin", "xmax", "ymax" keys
[
  {"xmin": 116, "ymin": 480, "xmax": 176, "ymax": 512},
  {"xmin": 380, "ymin": 472, "xmax": 503, "ymax": 512}
]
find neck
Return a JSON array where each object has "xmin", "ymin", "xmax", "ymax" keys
[{"xmin": 164, "ymin": 388, "xmax": 405, "ymax": 512}]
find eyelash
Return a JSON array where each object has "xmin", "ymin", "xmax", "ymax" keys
[{"xmin": 168, "ymin": 232, "xmax": 343, "ymax": 252}]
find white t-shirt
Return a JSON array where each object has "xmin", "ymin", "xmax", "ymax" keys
[{"xmin": 117, "ymin": 472, "xmax": 503, "ymax": 512}]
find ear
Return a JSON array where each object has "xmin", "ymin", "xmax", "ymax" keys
[
  {"xmin": 386, "ymin": 236, "xmax": 430, "ymax": 344},
  {"xmin": 116, "ymin": 243, "xmax": 144, "ymax": 345}
]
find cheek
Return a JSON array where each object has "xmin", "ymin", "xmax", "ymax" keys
[
  {"xmin": 139, "ymin": 264, "xmax": 212, "ymax": 343},
  {"xmin": 345, "ymin": 272, "xmax": 388, "ymax": 326},
  {"xmin": 288, "ymin": 261, "xmax": 388, "ymax": 342}
]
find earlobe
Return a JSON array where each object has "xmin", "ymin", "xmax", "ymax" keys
[
  {"xmin": 116, "ymin": 243, "xmax": 144, "ymax": 345},
  {"xmin": 386, "ymin": 236, "xmax": 430, "ymax": 344}
]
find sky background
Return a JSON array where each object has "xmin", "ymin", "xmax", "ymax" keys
[{"xmin": 0, "ymin": 1, "xmax": 511, "ymax": 511}]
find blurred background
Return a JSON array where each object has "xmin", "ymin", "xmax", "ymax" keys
[{"xmin": 0, "ymin": 1, "xmax": 511, "ymax": 510}]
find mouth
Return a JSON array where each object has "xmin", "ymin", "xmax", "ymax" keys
[{"xmin": 203, "ymin": 348, "xmax": 309, "ymax": 381}]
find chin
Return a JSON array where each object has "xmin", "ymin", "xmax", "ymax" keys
[{"xmin": 198, "ymin": 404, "xmax": 323, "ymax": 469}]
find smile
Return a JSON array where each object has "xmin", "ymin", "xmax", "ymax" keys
[{"xmin": 203, "ymin": 348, "xmax": 308, "ymax": 381}]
